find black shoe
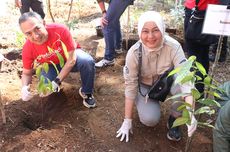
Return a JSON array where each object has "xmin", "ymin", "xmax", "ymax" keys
[
  {"xmin": 167, "ymin": 115, "xmax": 181, "ymax": 141},
  {"xmin": 79, "ymin": 88, "xmax": 96, "ymax": 108}
]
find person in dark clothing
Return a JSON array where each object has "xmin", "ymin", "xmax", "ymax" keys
[
  {"xmin": 15, "ymin": 0, "xmax": 45, "ymax": 19},
  {"xmin": 184, "ymin": 0, "xmax": 219, "ymax": 93}
]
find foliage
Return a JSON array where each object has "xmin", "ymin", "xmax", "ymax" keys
[
  {"xmin": 15, "ymin": 31, "xmax": 26, "ymax": 48},
  {"xmin": 65, "ymin": 17, "xmax": 79, "ymax": 31},
  {"xmin": 34, "ymin": 40, "xmax": 68, "ymax": 95},
  {"xmin": 169, "ymin": 0, "xmax": 184, "ymax": 30},
  {"xmin": 167, "ymin": 56, "xmax": 222, "ymax": 129}
]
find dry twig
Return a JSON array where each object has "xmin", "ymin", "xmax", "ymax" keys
[{"xmin": 0, "ymin": 90, "xmax": 6, "ymax": 124}]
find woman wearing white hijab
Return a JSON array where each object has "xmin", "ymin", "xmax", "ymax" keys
[{"xmin": 116, "ymin": 11, "xmax": 197, "ymax": 142}]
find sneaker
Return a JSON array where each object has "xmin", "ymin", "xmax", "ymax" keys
[
  {"xmin": 115, "ymin": 48, "xmax": 123, "ymax": 54},
  {"xmin": 167, "ymin": 115, "xmax": 181, "ymax": 141},
  {"xmin": 95, "ymin": 59, "xmax": 114, "ymax": 68},
  {"xmin": 79, "ymin": 88, "xmax": 96, "ymax": 108}
]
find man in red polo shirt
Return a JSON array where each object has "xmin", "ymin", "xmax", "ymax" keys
[{"xmin": 19, "ymin": 12, "xmax": 96, "ymax": 108}]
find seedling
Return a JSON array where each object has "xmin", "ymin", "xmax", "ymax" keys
[
  {"xmin": 34, "ymin": 40, "xmax": 68, "ymax": 96},
  {"xmin": 167, "ymin": 56, "xmax": 222, "ymax": 151}
]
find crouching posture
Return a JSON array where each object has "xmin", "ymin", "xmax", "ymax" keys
[
  {"xmin": 116, "ymin": 11, "xmax": 197, "ymax": 142},
  {"xmin": 19, "ymin": 12, "xmax": 96, "ymax": 108}
]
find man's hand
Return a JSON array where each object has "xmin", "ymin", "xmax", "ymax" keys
[
  {"xmin": 116, "ymin": 118, "xmax": 133, "ymax": 142},
  {"xmin": 15, "ymin": 0, "xmax": 22, "ymax": 8},
  {"xmin": 21, "ymin": 85, "xmax": 33, "ymax": 101},
  {"xmin": 186, "ymin": 112, "xmax": 197, "ymax": 137},
  {"xmin": 101, "ymin": 13, "xmax": 108, "ymax": 27}
]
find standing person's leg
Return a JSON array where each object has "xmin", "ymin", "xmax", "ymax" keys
[
  {"xmin": 187, "ymin": 44, "xmax": 209, "ymax": 93},
  {"xmin": 135, "ymin": 84, "xmax": 161, "ymax": 127},
  {"xmin": 20, "ymin": 0, "xmax": 31, "ymax": 14},
  {"xmin": 95, "ymin": 0, "xmax": 133, "ymax": 67},
  {"xmin": 30, "ymin": 0, "xmax": 45, "ymax": 19},
  {"xmin": 184, "ymin": 7, "xmax": 192, "ymax": 52},
  {"xmin": 114, "ymin": 21, "xmax": 122, "ymax": 53}
]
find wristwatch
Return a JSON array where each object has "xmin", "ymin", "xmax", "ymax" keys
[{"xmin": 54, "ymin": 77, "xmax": 61, "ymax": 86}]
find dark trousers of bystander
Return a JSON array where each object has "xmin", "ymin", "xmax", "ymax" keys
[
  {"xmin": 20, "ymin": 0, "xmax": 45, "ymax": 19},
  {"xmin": 184, "ymin": 7, "xmax": 212, "ymax": 93}
]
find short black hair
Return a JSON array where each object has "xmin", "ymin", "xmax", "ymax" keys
[{"xmin": 19, "ymin": 12, "xmax": 43, "ymax": 25}]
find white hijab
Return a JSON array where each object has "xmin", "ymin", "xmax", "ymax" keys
[{"xmin": 138, "ymin": 11, "xmax": 165, "ymax": 52}]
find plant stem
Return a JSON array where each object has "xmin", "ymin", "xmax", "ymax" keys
[
  {"xmin": 185, "ymin": 136, "xmax": 193, "ymax": 152},
  {"xmin": 47, "ymin": 0, "xmax": 55, "ymax": 22},
  {"xmin": 67, "ymin": 0, "xmax": 73, "ymax": 23}
]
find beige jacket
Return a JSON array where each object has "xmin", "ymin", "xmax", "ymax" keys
[{"xmin": 124, "ymin": 35, "xmax": 191, "ymax": 100}]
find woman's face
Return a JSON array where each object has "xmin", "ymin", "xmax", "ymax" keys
[{"xmin": 140, "ymin": 22, "xmax": 162, "ymax": 49}]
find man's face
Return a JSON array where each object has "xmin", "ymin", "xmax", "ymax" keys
[{"xmin": 20, "ymin": 17, "xmax": 48, "ymax": 45}]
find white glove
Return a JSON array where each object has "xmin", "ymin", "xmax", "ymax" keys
[
  {"xmin": 186, "ymin": 112, "xmax": 197, "ymax": 137},
  {"xmin": 52, "ymin": 80, "xmax": 60, "ymax": 92},
  {"xmin": 21, "ymin": 85, "xmax": 33, "ymax": 101},
  {"xmin": 116, "ymin": 118, "xmax": 133, "ymax": 142}
]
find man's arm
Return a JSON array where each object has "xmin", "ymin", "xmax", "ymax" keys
[
  {"xmin": 97, "ymin": 0, "xmax": 106, "ymax": 13},
  {"xmin": 56, "ymin": 49, "xmax": 77, "ymax": 82},
  {"xmin": 15, "ymin": 0, "xmax": 22, "ymax": 8},
  {"xmin": 21, "ymin": 68, "xmax": 33, "ymax": 86}
]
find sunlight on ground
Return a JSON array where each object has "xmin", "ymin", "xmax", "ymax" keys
[{"xmin": 0, "ymin": 0, "xmax": 8, "ymax": 17}]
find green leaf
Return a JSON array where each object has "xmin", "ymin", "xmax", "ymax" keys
[
  {"xmin": 174, "ymin": 59, "xmax": 193, "ymax": 84},
  {"xmin": 55, "ymin": 51, "xmax": 65, "ymax": 68},
  {"xmin": 38, "ymin": 76, "xmax": 45, "ymax": 93},
  {"xmin": 195, "ymin": 106, "xmax": 215, "ymax": 115},
  {"xmin": 198, "ymin": 122, "xmax": 215, "ymax": 129},
  {"xmin": 49, "ymin": 61, "xmax": 60, "ymax": 75},
  {"xmin": 168, "ymin": 67, "xmax": 181, "ymax": 77},
  {"xmin": 191, "ymin": 88, "xmax": 201, "ymax": 100},
  {"xmin": 195, "ymin": 61, "xmax": 207, "ymax": 76},
  {"xmin": 195, "ymin": 75, "xmax": 202, "ymax": 81},
  {"xmin": 42, "ymin": 63, "xmax": 49, "ymax": 73},
  {"xmin": 182, "ymin": 109, "xmax": 190, "ymax": 118},
  {"xmin": 188, "ymin": 56, "xmax": 196, "ymax": 61},
  {"xmin": 47, "ymin": 46, "xmax": 54, "ymax": 53},
  {"xmin": 61, "ymin": 41, "xmax": 69, "ymax": 59},
  {"xmin": 166, "ymin": 93, "xmax": 189, "ymax": 101},
  {"xmin": 181, "ymin": 73, "xmax": 194, "ymax": 84},
  {"xmin": 177, "ymin": 102, "xmax": 193, "ymax": 112},
  {"xmin": 36, "ymin": 66, "xmax": 42, "ymax": 78},
  {"xmin": 197, "ymin": 98, "xmax": 221, "ymax": 107},
  {"xmin": 205, "ymin": 91, "xmax": 221, "ymax": 98},
  {"xmin": 204, "ymin": 75, "xmax": 212, "ymax": 85},
  {"xmin": 47, "ymin": 79, "xmax": 52, "ymax": 90},
  {"xmin": 177, "ymin": 104, "xmax": 186, "ymax": 111},
  {"xmin": 172, "ymin": 117, "xmax": 189, "ymax": 128}
]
